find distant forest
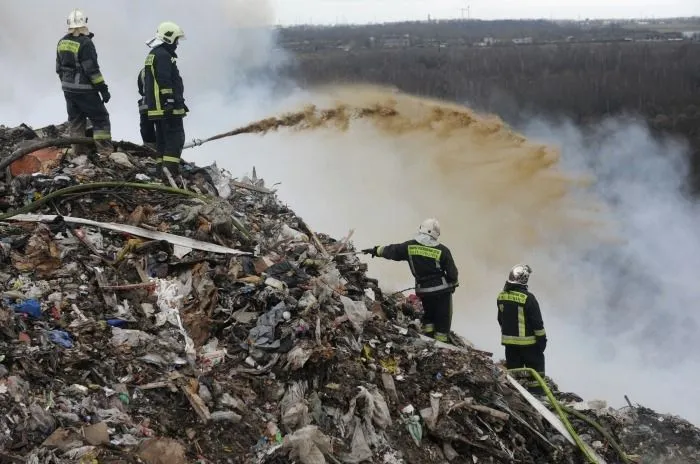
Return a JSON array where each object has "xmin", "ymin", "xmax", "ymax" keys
[{"xmin": 277, "ymin": 20, "xmax": 700, "ymax": 187}]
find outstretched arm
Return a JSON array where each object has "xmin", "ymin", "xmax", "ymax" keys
[{"xmin": 362, "ymin": 242, "xmax": 409, "ymax": 261}]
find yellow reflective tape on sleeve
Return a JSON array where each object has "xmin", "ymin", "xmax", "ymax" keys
[
  {"xmin": 160, "ymin": 88, "xmax": 173, "ymax": 94},
  {"xmin": 172, "ymin": 109, "xmax": 186, "ymax": 115},
  {"xmin": 162, "ymin": 155, "xmax": 181, "ymax": 163},
  {"xmin": 518, "ymin": 306, "xmax": 526, "ymax": 338},
  {"xmin": 498, "ymin": 303, "xmax": 504, "ymax": 313},
  {"xmin": 497, "ymin": 291, "xmax": 528, "ymax": 304},
  {"xmin": 376, "ymin": 246, "xmax": 384, "ymax": 256},
  {"xmin": 57, "ymin": 39, "xmax": 81, "ymax": 54},
  {"xmin": 155, "ymin": 158, "xmax": 163, "ymax": 164},
  {"xmin": 534, "ymin": 329, "xmax": 546, "ymax": 336},
  {"xmin": 90, "ymin": 74, "xmax": 105, "ymax": 85},
  {"xmin": 147, "ymin": 110, "xmax": 164, "ymax": 117},
  {"xmin": 407, "ymin": 244, "xmax": 442, "ymax": 260}
]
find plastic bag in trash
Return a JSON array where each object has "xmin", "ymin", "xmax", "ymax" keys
[
  {"xmin": 340, "ymin": 296, "xmax": 370, "ymax": 332},
  {"xmin": 12, "ymin": 299, "xmax": 42, "ymax": 318},
  {"xmin": 48, "ymin": 330, "xmax": 73, "ymax": 348},
  {"xmin": 283, "ymin": 425, "xmax": 333, "ymax": 464}
]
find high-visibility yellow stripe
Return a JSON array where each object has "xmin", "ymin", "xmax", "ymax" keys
[
  {"xmin": 58, "ymin": 39, "xmax": 81, "ymax": 54},
  {"xmin": 92, "ymin": 130, "xmax": 111, "ymax": 140},
  {"xmin": 501, "ymin": 335, "xmax": 536, "ymax": 345},
  {"xmin": 434, "ymin": 332, "xmax": 449, "ymax": 342},
  {"xmin": 534, "ymin": 329, "xmax": 546, "ymax": 336},
  {"xmin": 90, "ymin": 74, "xmax": 104, "ymax": 85},
  {"xmin": 160, "ymin": 88, "xmax": 173, "ymax": 94},
  {"xmin": 497, "ymin": 291, "xmax": 527, "ymax": 304},
  {"xmin": 162, "ymin": 155, "xmax": 181, "ymax": 163},
  {"xmin": 145, "ymin": 54, "xmax": 161, "ymax": 114},
  {"xmin": 408, "ymin": 244, "xmax": 442, "ymax": 260},
  {"xmin": 518, "ymin": 306, "xmax": 526, "ymax": 338},
  {"xmin": 422, "ymin": 323, "xmax": 434, "ymax": 333}
]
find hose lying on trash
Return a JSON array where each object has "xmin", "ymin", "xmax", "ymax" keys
[
  {"xmin": 508, "ymin": 368, "xmax": 607, "ymax": 464},
  {"xmin": 561, "ymin": 405, "xmax": 632, "ymax": 464},
  {"xmin": 0, "ymin": 137, "xmax": 95, "ymax": 172},
  {"xmin": 0, "ymin": 181, "xmax": 205, "ymax": 222}
]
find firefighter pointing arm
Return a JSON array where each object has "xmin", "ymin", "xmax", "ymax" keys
[
  {"xmin": 362, "ymin": 218, "xmax": 459, "ymax": 342},
  {"xmin": 497, "ymin": 264, "xmax": 548, "ymax": 394}
]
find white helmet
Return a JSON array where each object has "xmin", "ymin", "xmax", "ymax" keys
[
  {"xmin": 418, "ymin": 218, "xmax": 440, "ymax": 240},
  {"xmin": 67, "ymin": 9, "xmax": 88, "ymax": 29},
  {"xmin": 507, "ymin": 264, "xmax": 532, "ymax": 285},
  {"xmin": 155, "ymin": 21, "xmax": 186, "ymax": 44}
]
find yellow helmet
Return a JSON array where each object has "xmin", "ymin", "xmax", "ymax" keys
[{"xmin": 155, "ymin": 21, "xmax": 185, "ymax": 44}]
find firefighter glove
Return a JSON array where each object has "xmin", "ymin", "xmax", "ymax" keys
[
  {"xmin": 100, "ymin": 89, "xmax": 111, "ymax": 104},
  {"xmin": 536, "ymin": 336, "xmax": 547, "ymax": 353},
  {"xmin": 362, "ymin": 247, "xmax": 378, "ymax": 257}
]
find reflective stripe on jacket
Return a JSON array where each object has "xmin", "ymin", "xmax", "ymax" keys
[
  {"xmin": 376, "ymin": 240, "xmax": 459, "ymax": 296},
  {"xmin": 143, "ymin": 44, "xmax": 186, "ymax": 119},
  {"xmin": 497, "ymin": 283, "xmax": 546, "ymax": 346},
  {"xmin": 55, "ymin": 33, "xmax": 106, "ymax": 93}
]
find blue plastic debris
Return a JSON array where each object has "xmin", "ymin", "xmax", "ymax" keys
[
  {"xmin": 106, "ymin": 319, "xmax": 128, "ymax": 328},
  {"xmin": 48, "ymin": 330, "xmax": 74, "ymax": 348},
  {"xmin": 12, "ymin": 299, "xmax": 42, "ymax": 318}
]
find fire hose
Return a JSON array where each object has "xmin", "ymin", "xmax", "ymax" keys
[{"xmin": 508, "ymin": 368, "xmax": 631, "ymax": 464}]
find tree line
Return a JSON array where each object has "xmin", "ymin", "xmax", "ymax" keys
[{"xmin": 281, "ymin": 41, "xmax": 700, "ymax": 187}]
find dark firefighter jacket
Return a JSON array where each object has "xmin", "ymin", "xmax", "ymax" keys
[
  {"xmin": 376, "ymin": 240, "xmax": 459, "ymax": 296},
  {"xmin": 497, "ymin": 282, "xmax": 546, "ymax": 346},
  {"xmin": 55, "ymin": 33, "xmax": 107, "ymax": 93},
  {"xmin": 137, "ymin": 68, "xmax": 148, "ymax": 114},
  {"xmin": 143, "ymin": 44, "xmax": 186, "ymax": 119}
]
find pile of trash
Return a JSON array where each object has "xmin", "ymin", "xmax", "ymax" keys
[{"xmin": 1, "ymin": 122, "xmax": 699, "ymax": 464}]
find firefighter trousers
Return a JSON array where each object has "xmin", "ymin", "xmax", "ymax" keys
[
  {"xmin": 65, "ymin": 91, "xmax": 112, "ymax": 156},
  {"xmin": 505, "ymin": 345, "xmax": 546, "ymax": 394},
  {"xmin": 139, "ymin": 112, "xmax": 157, "ymax": 150},
  {"xmin": 154, "ymin": 117, "xmax": 185, "ymax": 176},
  {"xmin": 418, "ymin": 292, "xmax": 453, "ymax": 342}
]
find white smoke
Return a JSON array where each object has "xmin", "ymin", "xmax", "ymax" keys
[{"xmin": 1, "ymin": 0, "xmax": 698, "ymax": 427}]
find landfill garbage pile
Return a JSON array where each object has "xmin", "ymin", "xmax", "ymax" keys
[{"xmin": 1, "ymin": 122, "xmax": 699, "ymax": 464}]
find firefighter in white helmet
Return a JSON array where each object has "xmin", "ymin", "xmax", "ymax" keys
[
  {"xmin": 56, "ymin": 9, "xmax": 113, "ymax": 156},
  {"xmin": 142, "ymin": 21, "xmax": 189, "ymax": 178},
  {"xmin": 363, "ymin": 218, "xmax": 459, "ymax": 342},
  {"xmin": 497, "ymin": 264, "xmax": 547, "ymax": 394}
]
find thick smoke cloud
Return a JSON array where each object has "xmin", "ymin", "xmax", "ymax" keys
[{"xmin": 1, "ymin": 1, "xmax": 697, "ymax": 426}]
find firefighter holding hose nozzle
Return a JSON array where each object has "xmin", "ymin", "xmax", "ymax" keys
[{"xmin": 362, "ymin": 218, "xmax": 459, "ymax": 342}]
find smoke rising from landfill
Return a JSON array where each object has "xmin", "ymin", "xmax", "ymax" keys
[{"xmin": 1, "ymin": 1, "xmax": 698, "ymax": 425}]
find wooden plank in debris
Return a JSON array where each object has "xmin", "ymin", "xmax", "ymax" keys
[
  {"xmin": 179, "ymin": 379, "xmax": 212, "ymax": 424},
  {"xmin": 231, "ymin": 180, "xmax": 273, "ymax": 194}
]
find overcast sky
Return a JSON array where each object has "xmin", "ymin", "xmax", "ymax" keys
[{"xmin": 270, "ymin": 0, "xmax": 699, "ymax": 25}]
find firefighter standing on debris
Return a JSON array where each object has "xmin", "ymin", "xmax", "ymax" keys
[
  {"xmin": 143, "ymin": 21, "xmax": 189, "ymax": 177},
  {"xmin": 497, "ymin": 264, "xmax": 548, "ymax": 394},
  {"xmin": 137, "ymin": 68, "xmax": 157, "ymax": 150},
  {"xmin": 55, "ymin": 9, "xmax": 113, "ymax": 157},
  {"xmin": 362, "ymin": 218, "xmax": 459, "ymax": 342}
]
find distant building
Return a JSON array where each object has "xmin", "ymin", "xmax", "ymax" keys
[
  {"xmin": 512, "ymin": 37, "xmax": 533, "ymax": 44},
  {"xmin": 682, "ymin": 31, "xmax": 700, "ymax": 41},
  {"xmin": 382, "ymin": 34, "xmax": 410, "ymax": 48}
]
